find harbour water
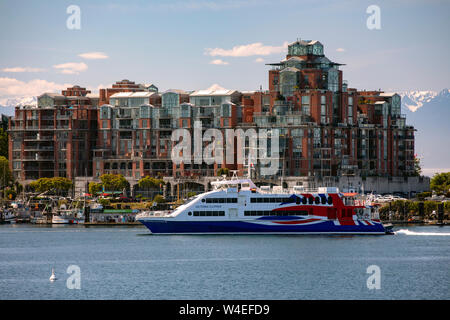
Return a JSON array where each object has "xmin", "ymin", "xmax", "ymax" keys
[{"xmin": 0, "ymin": 224, "xmax": 449, "ymax": 300}]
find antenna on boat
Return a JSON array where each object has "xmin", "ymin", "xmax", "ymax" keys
[{"xmin": 244, "ymin": 148, "xmax": 255, "ymax": 179}]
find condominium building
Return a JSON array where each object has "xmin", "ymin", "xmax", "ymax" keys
[
  {"xmin": 8, "ymin": 86, "xmax": 98, "ymax": 181},
  {"xmin": 8, "ymin": 39, "xmax": 416, "ymax": 187}
]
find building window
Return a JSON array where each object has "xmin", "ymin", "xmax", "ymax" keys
[{"xmin": 301, "ymin": 96, "xmax": 310, "ymax": 115}]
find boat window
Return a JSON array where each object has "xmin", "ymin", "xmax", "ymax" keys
[
  {"xmin": 192, "ymin": 211, "xmax": 225, "ymax": 216},
  {"xmin": 206, "ymin": 198, "xmax": 237, "ymax": 203},
  {"xmin": 321, "ymin": 197, "xmax": 327, "ymax": 204},
  {"xmin": 302, "ymin": 197, "xmax": 307, "ymax": 204},
  {"xmin": 244, "ymin": 210, "xmax": 309, "ymax": 216},
  {"xmin": 308, "ymin": 197, "xmax": 314, "ymax": 205},
  {"xmin": 251, "ymin": 197, "xmax": 287, "ymax": 203},
  {"xmin": 327, "ymin": 196, "xmax": 333, "ymax": 205}
]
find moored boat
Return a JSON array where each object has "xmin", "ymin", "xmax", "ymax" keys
[{"xmin": 51, "ymin": 205, "xmax": 85, "ymax": 224}]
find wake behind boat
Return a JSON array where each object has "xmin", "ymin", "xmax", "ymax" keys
[{"xmin": 137, "ymin": 178, "xmax": 389, "ymax": 235}]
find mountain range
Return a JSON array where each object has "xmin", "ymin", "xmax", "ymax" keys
[
  {"xmin": 398, "ymin": 89, "xmax": 450, "ymax": 177},
  {"xmin": 0, "ymin": 89, "xmax": 448, "ymax": 176},
  {"xmin": 0, "ymin": 96, "xmax": 37, "ymax": 116}
]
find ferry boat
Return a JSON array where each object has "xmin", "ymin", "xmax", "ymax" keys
[{"xmin": 137, "ymin": 179, "xmax": 392, "ymax": 235}]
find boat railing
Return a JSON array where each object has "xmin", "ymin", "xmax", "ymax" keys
[{"xmin": 259, "ymin": 187, "xmax": 335, "ymax": 194}]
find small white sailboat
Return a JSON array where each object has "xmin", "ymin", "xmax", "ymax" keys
[{"xmin": 49, "ymin": 268, "xmax": 57, "ymax": 281}]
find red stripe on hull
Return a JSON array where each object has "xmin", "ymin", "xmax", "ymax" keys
[
  {"xmin": 273, "ymin": 219, "xmax": 321, "ymax": 225},
  {"xmin": 338, "ymin": 219, "xmax": 356, "ymax": 226}
]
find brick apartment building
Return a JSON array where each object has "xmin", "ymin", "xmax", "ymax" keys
[
  {"xmin": 8, "ymin": 39, "xmax": 416, "ymax": 188},
  {"xmin": 8, "ymin": 86, "xmax": 98, "ymax": 181}
]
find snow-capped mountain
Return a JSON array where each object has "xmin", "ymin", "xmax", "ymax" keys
[
  {"xmin": 0, "ymin": 96, "xmax": 37, "ymax": 116},
  {"xmin": 401, "ymin": 88, "xmax": 450, "ymax": 176},
  {"xmin": 398, "ymin": 89, "xmax": 449, "ymax": 112}
]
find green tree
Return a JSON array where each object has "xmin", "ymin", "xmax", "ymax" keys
[
  {"xmin": 445, "ymin": 201, "xmax": 450, "ymax": 213},
  {"xmin": 138, "ymin": 176, "xmax": 164, "ymax": 189},
  {"xmin": 187, "ymin": 191, "xmax": 197, "ymax": 198},
  {"xmin": 0, "ymin": 156, "xmax": 12, "ymax": 188},
  {"xmin": 89, "ymin": 182, "xmax": 103, "ymax": 195},
  {"xmin": 424, "ymin": 201, "xmax": 438, "ymax": 215},
  {"xmin": 98, "ymin": 198, "xmax": 110, "ymax": 206},
  {"xmin": 29, "ymin": 177, "xmax": 72, "ymax": 194},
  {"xmin": 51, "ymin": 177, "xmax": 73, "ymax": 192},
  {"xmin": 4, "ymin": 188, "xmax": 16, "ymax": 200},
  {"xmin": 100, "ymin": 174, "xmax": 129, "ymax": 191},
  {"xmin": 430, "ymin": 172, "xmax": 450, "ymax": 195},
  {"xmin": 14, "ymin": 181, "xmax": 23, "ymax": 195},
  {"xmin": 217, "ymin": 167, "xmax": 229, "ymax": 177},
  {"xmin": 153, "ymin": 194, "xmax": 165, "ymax": 203},
  {"xmin": 0, "ymin": 128, "xmax": 8, "ymax": 159},
  {"xmin": 413, "ymin": 155, "xmax": 422, "ymax": 176}
]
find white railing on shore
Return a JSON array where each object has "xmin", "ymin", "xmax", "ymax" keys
[{"xmin": 136, "ymin": 210, "xmax": 172, "ymax": 218}]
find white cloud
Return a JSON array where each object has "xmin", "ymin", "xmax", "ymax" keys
[
  {"xmin": 0, "ymin": 77, "xmax": 71, "ymax": 98},
  {"xmin": 254, "ymin": 58, "xmax": 264, "ymax": 63},
  {"xmin": 1, "ymin": 67, "xmax": 46, "ymax": 73},
  {"xmin": 53, "ymin": 62, "xmax": 88, "ymax": 75},
  {"xmin": 336, "ymin": 48, "xmax": 346, "ymax": 52},
  {"xmin": 209, "ymin": 59, "xmax": 229, "ymax": 65},
  {"xmin": 205, "ymin": 41, "xmax": 288, "ymax": 57},
  {"xmin": 88, "ymin": 83, "xmax": 112, "ymax": 94},
  {"xmin": 78, "ymin": 52, "xmax": 109, "ymax": 60}
]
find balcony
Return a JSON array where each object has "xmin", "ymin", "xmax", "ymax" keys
[
  {"xmin": 23, "ymin": 146, "xmax": 54, "ymax": 151},
  {"xmin": 22, "ymin": 156, "xmax": 54, "ymax": 161},
  {"xmin": 24, "ymin": 135, "xmax": 54, "ymax": 141}
]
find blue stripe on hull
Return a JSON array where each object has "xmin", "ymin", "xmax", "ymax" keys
[{"xmin": 138, "ymin": 220, "xmax": 386, "ymax": 234}]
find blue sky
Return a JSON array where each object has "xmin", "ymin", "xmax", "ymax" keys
[{"xmin": 0, "ymin": 0, "xmax": 449, "ymax": 97}]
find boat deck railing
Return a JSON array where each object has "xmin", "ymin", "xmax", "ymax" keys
[{"xmin": 258, "ymin": 187, "xmax": 335, "ymax": 194}]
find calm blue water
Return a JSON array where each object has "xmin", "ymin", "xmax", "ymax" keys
[{"xmin": 0, "ymin": 224, "xmax": 449, "ymax": 300}]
